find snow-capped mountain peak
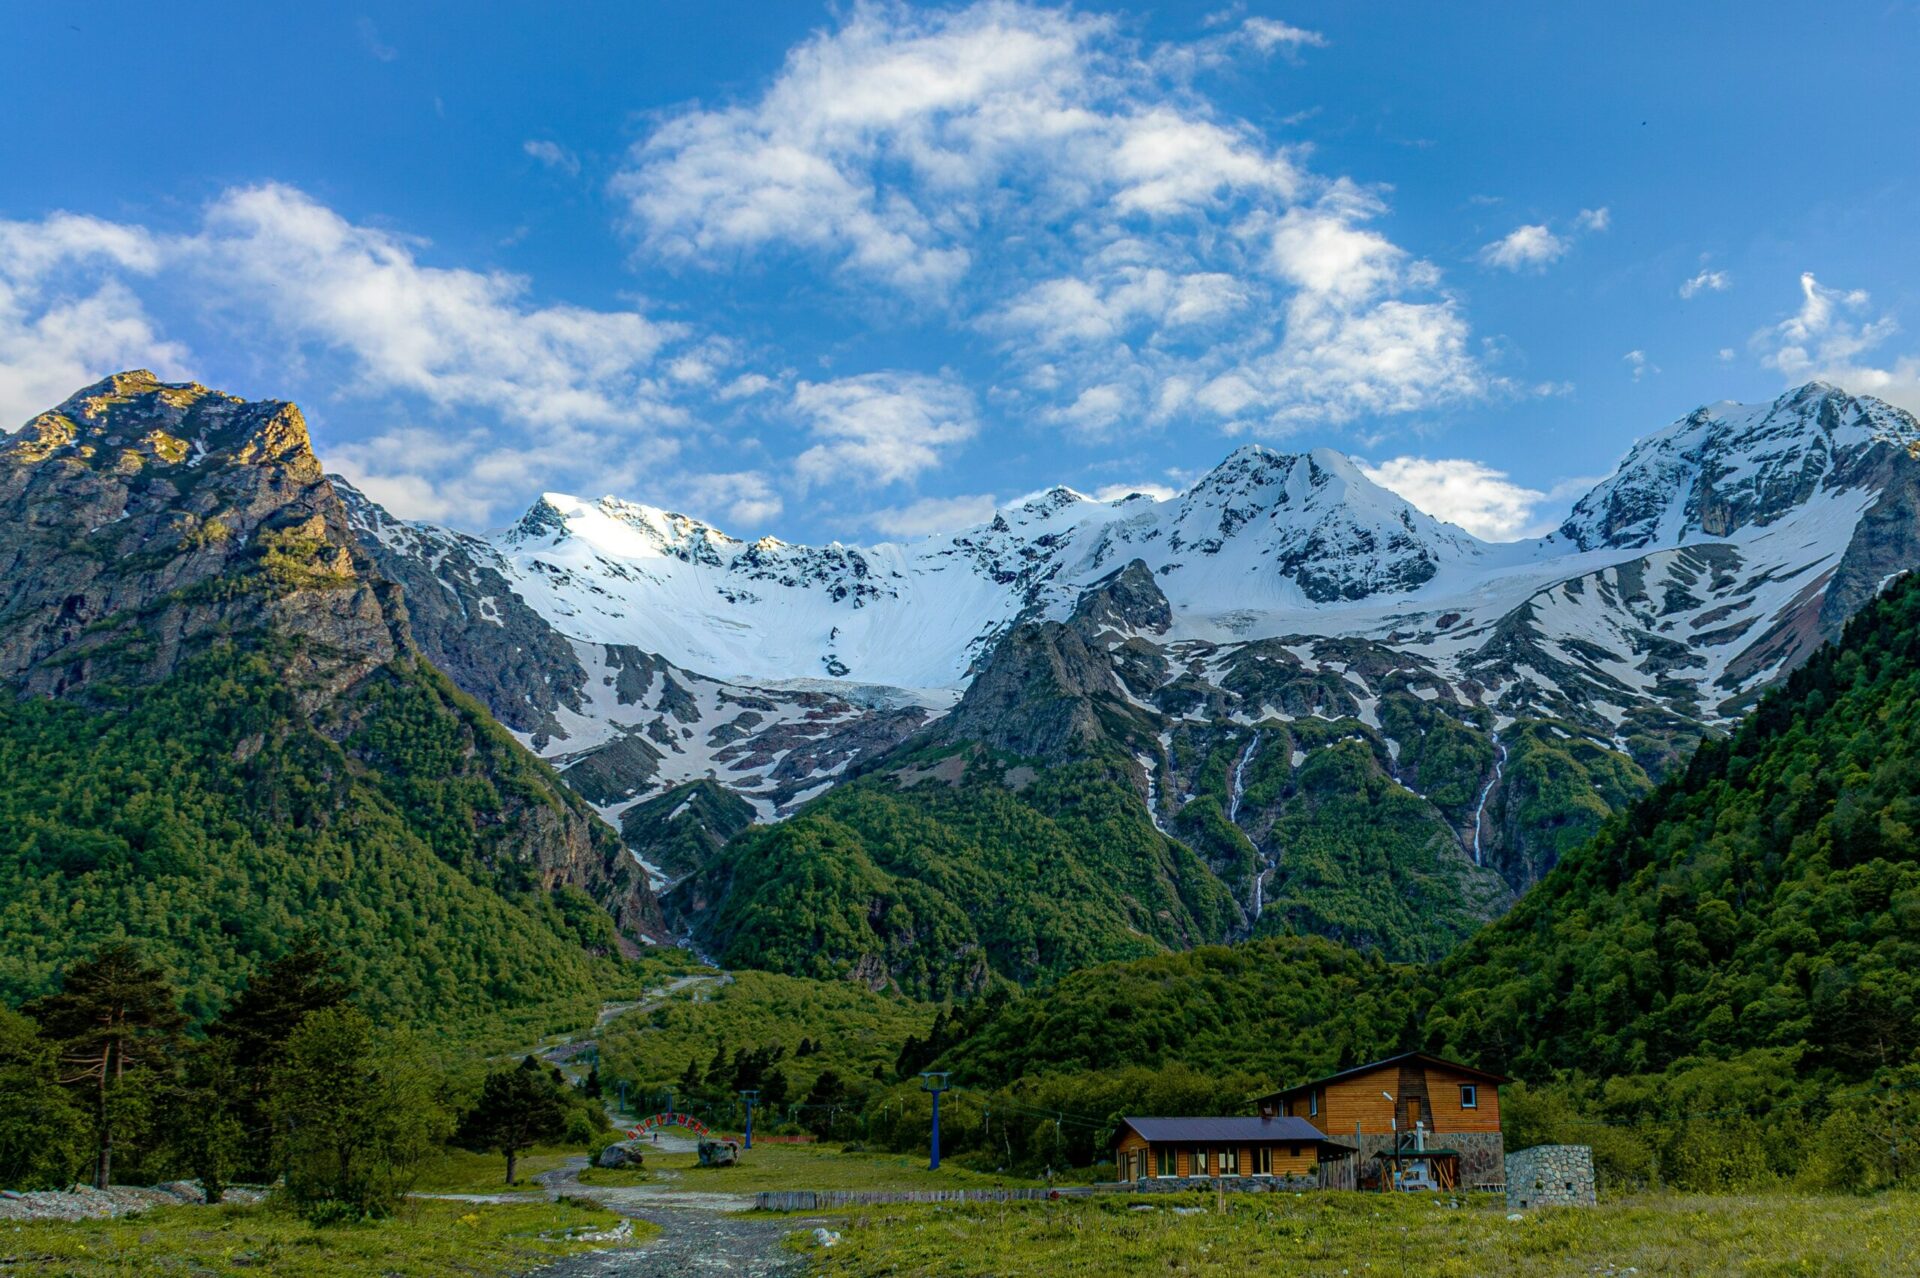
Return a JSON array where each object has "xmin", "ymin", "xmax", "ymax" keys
[{"xmin": 1559, "ymin": 382, "xmax": 1920, "ymax": 551}]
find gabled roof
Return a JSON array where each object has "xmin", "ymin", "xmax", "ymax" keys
[
  {"xmin": 1260, "ymin": 1051, "xmax": 1511, "ymax": 1099},
  {"xmin": 1117, "ymin": 1116, "xmax": 1351, "ymax": 1147}
]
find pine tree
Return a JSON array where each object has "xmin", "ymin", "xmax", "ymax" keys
[
  {"xmin": 582, "ymin": 1065, "xmax": 603, "ymax": 1099},
  {"xmin": 207, "ymin": 936, "xmax": 352, "ymax": 1178},
  {"xmin": 680, "ymin": 1055, "xmax": 703, "ymax": 1097},
  {"xmin": 24, "ymin": 944, "xmax": 185, "ymax": 1188},
  {"xmin": 455, "ymin": 1056, "xmax": 570, "ymax": 1185}
]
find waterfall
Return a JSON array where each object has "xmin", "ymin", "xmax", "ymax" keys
[
  {"xmin": 1228, "ymin": 732, "xmax": 1260, "ymax": 824},
  {"xmin": 1229, "ymin": 732, "xmax": 1266, "ymax": 918},
  {"xmin": 1469, "ymin": 731, "xmax": 1507, "ymax": 867}
]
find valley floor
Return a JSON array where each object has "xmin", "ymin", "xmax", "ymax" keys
[{"xmin": 794, "ymin": 1189, "xmax": 1920, "ymax": 1277}]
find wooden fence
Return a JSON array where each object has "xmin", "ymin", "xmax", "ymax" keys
[{"xmin": 755, "ymin": 1186, "xmax": 1097, "ymax": 1211}]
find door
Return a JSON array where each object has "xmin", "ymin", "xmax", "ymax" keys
[{"xmin": 1406, "ymin": 1097, "xmax": 1423, "ymax": 1128}]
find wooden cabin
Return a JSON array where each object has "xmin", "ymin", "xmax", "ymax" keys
[
  {"xmin": 1255, "ymin": 1052, "xmax": 1511, "ymax": 1191},
  {"xmin": 1113, "ymin": 1116, "xmax": 1354, "ymax": 1184}
]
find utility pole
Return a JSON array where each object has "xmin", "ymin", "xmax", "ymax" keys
[
  {"xmin": 739, "ymin": 1089, "xmax": 759, "ymax": 1150},
  {"xmin": 618, "ymin": 1078, "xmax": 628, "ymax": 1119},
  {"xmin": 920, "ymin": 1072, "xmax": 950, "ymax": 1171}
]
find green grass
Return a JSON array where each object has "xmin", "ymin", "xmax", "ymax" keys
[
  {"xmin": 409, "ymin": 1143, "xmax": 586, "ymax": 1193},
  {"xmin": 0, "ymin": 1196, "xmax": 656, "ymax": 1277},
  {"xmin": 618, "ymin": 1141, "xmax": 1044, "ymax": 1194},
  {"xmin": 598, "ymin": 969, "xmax": 935, "ymax": 1099},
  {"xmin": 795, "ymin": 1190, "xmax": 1920, "ymax": 1277},
  {"xmin": 576, "ymin": 1165, "xmax": 658, "ymax": 1187}
]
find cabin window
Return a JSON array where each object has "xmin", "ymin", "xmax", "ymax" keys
[
  {"xmin": 1155, "ymin": 1146, "xmax": 1176, "ymax": 1177},
  {"xmin": 1192, "ymin": 1147, "xmax": 1208, "ymax": 1176},
  {"xmin": 1219, "ymin": 1147, "xmax": 1239, "ymax": 1175},
  {"xmin": 1460, "ymin": 1084, "xmax": 1478, "ymax": 1109},
  {"xmin": 1254, "ymin": 1147, "xmax": 1273, "ymax": 1175},
  {"xmin": 1309, "ymin": 1090, "xmax": 1319, "ymax": 1117}
]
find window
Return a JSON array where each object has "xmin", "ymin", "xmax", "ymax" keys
[
  {"xmin": 1219, "ymin": 1147, "xmax": 1239, "ymax": 1175},
  {"xmin": 1254, "ymin": 1147, "xmax": 1273, "ymax": 1175},
  {"xmin": 1156, "ymin": 1146, "xmax": 1176, "ymax": 1177},
  {"xmin": 1309, "ymin": 1090, "xmax": 1319, "ymax": 1117},
  {"xmin": 1460, "ymin": 1084, "xmax": 1478, "ymax": 1109},
  {"xmin": 1191, "ymin": 1147, "xmax": 1208, "ymax": 1176}
]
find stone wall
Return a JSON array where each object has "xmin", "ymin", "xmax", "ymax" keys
[{"xmin": 1504, "ymin": 1145, "xmax": 1596, "ymax": 1210}]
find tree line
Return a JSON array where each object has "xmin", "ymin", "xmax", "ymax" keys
[{"xmin": 0, "ymin": 938, "xmax": 611, "ymax": 1219}]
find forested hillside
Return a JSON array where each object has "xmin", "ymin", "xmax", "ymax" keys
[
  {"xmin": 1429, "ymin": 569, "xmax": 1920, "ymax": 1081},
  {"xmin": 0, "ymin": 373, "xmax": 658, "ymax": 1033}
]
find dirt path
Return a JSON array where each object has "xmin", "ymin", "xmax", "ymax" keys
[{"xmin": 522, "ymin": 1157, "xmax": 830, "ymax": 1277}]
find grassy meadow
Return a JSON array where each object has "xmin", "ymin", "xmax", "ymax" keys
[
  {"xmin": 795, "ymin": 1189, "xmax": 1920, "ymax": 1277},
  {"xmin": 0, "ymin": 1197, "xmax": 652, "ymax": 1277}
]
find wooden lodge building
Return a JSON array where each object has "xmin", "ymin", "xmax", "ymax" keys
[
  {"xmin": 1258, "ymin": 1051, "xmax": 1510, "ymax": 1190},
  {"xmin": 1115, "ymin": 1052, "xmax": 1509, "ymax": 1192},
  {"xmin": 1114, "ymin": 1117, "xmax": 1356, "ymax": 1189}
]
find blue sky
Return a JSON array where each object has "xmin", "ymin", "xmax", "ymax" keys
[{"xmin": 4, "ymin": 1, "xmax": 1919, "ymax": 543}]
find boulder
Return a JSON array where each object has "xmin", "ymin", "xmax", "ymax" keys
[{"xmin": 594, "ymin": 1140, "xmax": 646, "ymax": 1169}]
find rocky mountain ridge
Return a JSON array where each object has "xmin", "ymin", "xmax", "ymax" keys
[{"xmin": 0, "ymin": 371, "xmax": 663, "ymax": 948}]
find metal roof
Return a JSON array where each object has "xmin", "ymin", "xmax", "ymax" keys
[
  {"xmin": 1258, "ymin": 1051, "xmax": 1511, "ymax": 1099},
  {"xmin": 1119, "ymin": 1116, "xmax": 1349, "ymax": 1146}
]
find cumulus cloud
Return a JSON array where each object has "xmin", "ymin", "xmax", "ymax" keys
[
  {"xmin": 193, "ymin": 184, "xmax": 688, "ymax": 428},
  {"xmin": 1680, "ymin": 268, "xmax": 1730, "ymax": 299},
  {"xmin": 791, "ymin": 371, "xmax": 977, "ymax": 485},
  {"xmin": 1359, "ymin": 456, "xmax": 1557, "ymax": 541},
  {"xmin": 0, "ymin": 213, "xmax": 188, "ymax": 430},
  {"xmin": 618, "ymin": 1, "xmax": 1483, "ymax": 436},
  {"xmin": 1623, "ymin": 349, "xmax": 1656, "ymax": 381},
  {"xmin": 1756, "ymin": 272, "xmax": 1919, "ymax": 413},
  {"xmin": 678, "ymin": 470, "xmax": 785, "ymax": 527},
  {"xmin": 864, "ymin": 491, "xmax": 998, "ymax": 537},
  {"xmin": 1478, "ymin": 223, "xmax": 1567, "ymax": 272},
  {"xmin": 1576, "ymin": 207, "xmax": 1611, "ymax": 232}
]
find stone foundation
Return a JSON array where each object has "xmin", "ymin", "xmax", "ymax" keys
[
  {"xmin": 1124, "ymin": 1173, "xmax": 1319, "ymax": 1194},
  {"xmin": 1504, "ymin": 1145, "xmax": 1595, "ymax": 1210}
]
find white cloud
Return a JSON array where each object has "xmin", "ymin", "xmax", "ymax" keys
[
  {"xmin": 678, "ymin": 470, "xmax": 784, "ymax": 528},
  {"xmin": 523, "ymin": 140, "xmax": 581, "ymax": 176},
  {"xmin": 1680, "ymin": 269, "xmax": 1730, "ymax": 299},
  {"xmin": 1755, "ymin": 272, "xmax": 1919, "ymax": 413},
  {"xmin": 791, "ymin": 371, "xmax": 977, "ymax": 485},
  {"xmin": 1237, "ymin": 17, "xmax": 1327, "ymax": 52},
  {"xmin": 1091, "ymin": 480, "xmax": 1179, "ymax": 502},
  {"xmin": 864, "ymin": 491, "xmax": 998, "ymax": 537},
  {"xmin": 0, "ymin": 213, "xmax": 188, "ymax": 430},
  {"xmin": 356, "ymin": 16, "xmax": 397, "ymax": 61},
  {"xmin": 1478, "ymin": 223, "xmax": 1567, "ymax": 272},
  {"xmin": 1359, "ymin": 456, "xmax": 1556, "ymax": 541},
  {"xmin": 1576, "ymin": 207, "xmax": 1610, "ymax": 232},
  {"xmin": 193, "ymin": 184, "xmax": 688, "ymax": 428},
  {"xmin": 1623, "ymin": 349, "xmax": 1657, "ymax": 381}
]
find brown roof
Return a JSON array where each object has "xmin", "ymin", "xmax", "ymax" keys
[{"xmin": 1260, "ymin": 1051, "xmax": 1511, "ymax": 1100}]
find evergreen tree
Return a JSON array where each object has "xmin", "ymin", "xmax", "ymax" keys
[
  {"xmin": 760, "ymin": 1066, "xmax": 789, "ymax": 1114},
  {"xmin": 167, "ymin": 1038, "xmax": 247, "ymax": 1203},
  {"xmin": 800, "ymin": 1068, "xmax": 846, "ymax": 1138},
  {"xmin": 703, "ymin": 1041, "xmax": 729, "ymax": 1090},
  {"xmin": 207, "ymin": 936, "xmax": 352, "ymax": 1178},
  {"xmin": 0, "ymin": 1007, "xmax": 87, "ymax": 1190},
  {"xmin": 680, "ymin": 1055, "xmax": 704, "ymax": 1099},
  {"xmin": 455, "ymin": 1056, "xmax": 569, "ymax": 1184},
  {"xmin": 24, "ymin": 944, "xmax": 185, "ymax": 1188},
  {"xmin": 582, "ymin": 1064, "xmax": 603, "ymax": 1098}
]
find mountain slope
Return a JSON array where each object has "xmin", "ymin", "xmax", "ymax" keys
[
  {"xmin": 1429, "ymin": 568, "xmax": 1920, "ymax": 1081},
  {"xmin": 0, "ymin": 372, "xmax": 660, "ymax": 1027}
]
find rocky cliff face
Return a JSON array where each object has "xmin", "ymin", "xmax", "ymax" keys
[
  {"xmin": 0, "ymin": 371, "xmax": 663, "ymax": 945},
  {"xmin": 0, "ymin": 371, "xmax": 397, "ymax": 702}
]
